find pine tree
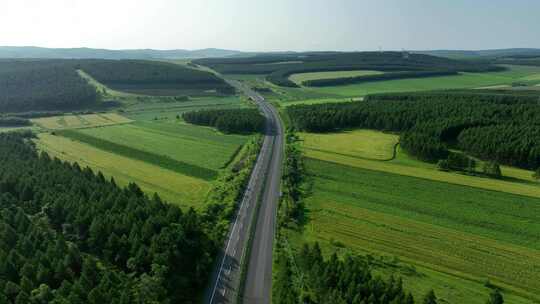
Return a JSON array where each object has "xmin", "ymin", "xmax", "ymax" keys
[
  {"xmin": 30, "ymin": 284, "xmax": 53, "ymax": 303},
  {"xmin": 19, "ymin": 276, "xmax": 33, "ymax": 295},
  {"xmin": 15, "ymin": 291, "xmax": 30, "ymax": 304},
  {"xmin": 4, "ymin": 281, "xmax": 20, "ymax": 301}
]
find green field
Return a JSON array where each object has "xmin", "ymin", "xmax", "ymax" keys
[
  {"xmin": 236, "ymin": 65, "xmax": 540, "ymax": 103},
  {"xmin": 0, "ymin": 126, "xmax": 36, "ymax": 133},
  {"xmin": 34, "ymin": 69, "xmax": 254, "ymax": 208},
  {"xmin": 72, "ymin": 121, "xmax": 247, "ymax": 170},
  {"xmin": 289, "ymin": 70, "xmax": 383, "ymax": 85},
  {"xmin": 290, "ymin": 129, "xmax": 540, "ymax": 303},
  {"xmin": 280, "ymin": 97, "xmax": 360, "ymax": 107},
  {"xmin": 36, "ymin": 133, "xmax": 210, "ymax": 207},
  {"xmin": 300, "ymin": 129, "xmax": 398, "ymax": 161},
  {"xmin": 295, "ymin": 158, "xmax": 540, "ymax": 303},
  {"xmin": 299, "ymin": 130, "xmax": 540, "ymax": 198},
  {"xmin": 303, "ymin": 64, "xmax": 540, "ymax": 97},
  {"xmin": 123, "ymin": 96, "xmax": 248, "ymax": 121},
  {"xmin": 37, "ymin": 118, "xmax": 251, "ymax": 206}
]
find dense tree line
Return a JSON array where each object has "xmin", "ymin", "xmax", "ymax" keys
[
  {"xmin": 458, "ymin": 124, "xmax": 540, "ymax": 169},
  {"xmin": 437, "ymin": 152, "xmax": 477, "ymax": 173},
  {"xmin": 203, "ymin": 137, "xmax": 262, "ymax": 241},
  {"xmin": 0, "ymin": 117, "xmax": 31, "ymax": 127},
  {"xmin": 75, "ymin": 60, "xmax": 234, "ymax": 94},
  {"xmin": 6, "ymin": 111, "xmax": 63, "ymax": 119},
  {"xmin": 277, "ymin": 132, "xmax": 305, "ymax": 229},
  {"xmin": 286, "ymin": 90, "xmax": 540, "ymax": 169},
  {"xmin": 302, "ymin": 71, "xmax": 458, "ymax": 87},
  {"xmin": 0, "ymin": 132, "xmax": 218, "ymax": 303},
  {"xmin": 0, "ymin": 59, "xmax": 234, "ymax": 114},
  {"xmin": 194, "ymin": 52, "xmax": 503, "ymax": 87},
  {"xmin": 0, "ymin": 60, "xmax": 98, "ymax": 112},
  {"xmin": 274, "ymin": 243, "xmax": 416, "ymax": 304},
  {"xmin": 183, "ymin": 108, "xmax": 265, "ymax": 134}
]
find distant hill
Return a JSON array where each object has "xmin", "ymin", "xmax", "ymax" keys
[
  {"xmin": 0, "ymin": 46, "xmax": 245, "ymax": 59},
  {"xmin": 414, "ymin": 48, "xmax": 540, "ymax": 59},
  {"xmin": 194, "ymin": 51, "xmax": 502, "ymax": 87},
  {"xmin": 3, "ymin": 46, "xmax": 540, "ymax": 61}
]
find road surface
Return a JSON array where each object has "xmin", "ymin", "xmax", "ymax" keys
[{"xmin": 206, "ymin": 80, "xmax": 283, "ymax": 304}]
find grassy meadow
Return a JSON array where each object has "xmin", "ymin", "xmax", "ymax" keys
[
  {"xmin": 309, "ymin": 64, "xmax": 540, "ymax": 97},
  {"xmin": 300, "ymin": 129, "xmax": 398, "ymax": 161},
  {"xmin": 299, "ymin": 130, "xmax": 540, "ymax": 198},
  {"xmin": 279, "ymin": 97, "xmax": 363, "ymax": 107},
  {"xmin": 123, "ymin": 96, "xmax": 248, "ymax": 121},
  {"xmin": 296, "ymin": 159, "xmax": 540, "ymax": 303},
  {"xmin": 36, "ymin": 133, "xmax": 210, "ymax": 207},
  {"xmin": 289, "ymin": 70, "xmax": 383, "ymax": 85},
  {"xmin": 289, "ymin": 129, "xmax": 540, "ymax": 303},
  {"xmin": 232, "ymin": 64, "xmax": 540, "ymax": 104},
  {"xmin": 33, "ymin": 73, "xmax": 253, "ymax": 207},
  {"xmin": 0, "ymin": 126, "xmax": 37, "ymax": 133},
  {"xmin": 71, "ymin": 121, "xmax": 247, "ymax": 171},
  {"xmin": 36, "ymin": 119, "xmax": 251, "ymax": 207}
]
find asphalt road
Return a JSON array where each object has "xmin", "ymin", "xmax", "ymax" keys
[{"xmin": 206, "ymin": 80, "xmax": 283, "ymax": 304}]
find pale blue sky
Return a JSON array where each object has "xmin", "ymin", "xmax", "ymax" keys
[{"xmin": 2, "ymin": 0, "xmax": 539, "ymax": 51}]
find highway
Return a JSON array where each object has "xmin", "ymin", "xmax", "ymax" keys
[{"xmin": 206, "ymin": 79, "xmax": 283, "ymax": 304}]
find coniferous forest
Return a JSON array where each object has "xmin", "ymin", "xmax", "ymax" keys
[
  {"xmin": 0, "ymin": 117, "xmax": 31, "ymax": 127},
  {"xmin": 0, "ymin": 59, "xmax": 234, "ymax": 113},
  {"xmin": 274, "ymin": 243, "xmax": 415, "ymax": 304},
  {"xmin": 287, "ymin": 90, "xmax": 540, "ymax": 169},
  {"xmin": 0, "ymin": 60, "xmax": 98, "ymax": 112},
  {"xmin": 75, "ymin": 60, "xmax": 234, "ymax": 94},
  {"xmin": 0, "ymin": 132, "xmax": 218, "ymax": 303},
  {"xmin": 183, "ymin": 108, "xmax": 265, "ymax": 134}
]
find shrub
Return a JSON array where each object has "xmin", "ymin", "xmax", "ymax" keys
[
  {"xmin": 534, "ymin": 168, "xmax": 540, "ymax": 180},
  {"xmin": 483, "ymin": 161, "xmax": 502, "ymax": 178},
  {"xmin": 437, "ymin": 160, "xmax": 450, "ymax": 171}
]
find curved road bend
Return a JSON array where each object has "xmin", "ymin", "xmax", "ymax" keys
[{"xmin": 206, "ymin": 79, "xmax": 283, "ymax": 304}]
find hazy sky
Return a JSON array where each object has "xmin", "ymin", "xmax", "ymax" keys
[{"xmin": 2, "ymin": 0, "xmax": 539, "ymax": 51}]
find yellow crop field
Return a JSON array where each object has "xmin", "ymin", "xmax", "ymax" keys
[{"xmin": 32, "ymin": 113, "xmax": 133, "ymax": 130}]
